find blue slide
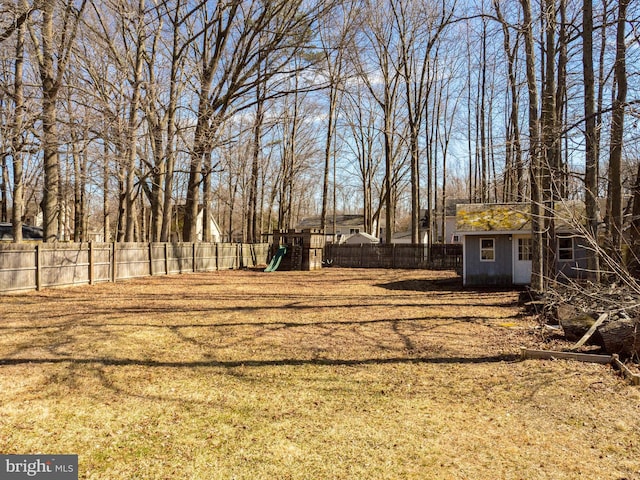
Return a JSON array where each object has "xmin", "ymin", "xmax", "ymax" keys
[{"xmin": 264, "ymin": 246, "xmax": 287, "ymax": 272}]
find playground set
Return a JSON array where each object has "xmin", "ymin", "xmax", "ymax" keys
[{"xmin": 265, "ymin": 229, "xmax": 325, "ymax": 272}]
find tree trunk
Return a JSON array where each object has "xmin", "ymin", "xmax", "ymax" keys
[
  {"xmin": 11, "ymin": 21, "xmax": 25, "ymax": 242},
  {"xmin": 321, "ymin": 81, "xmax": 339, "ymax": 236},
  {"xmin": 629, "ymin": 162, "xmax": 640, "ymax": 278},
  {"xmin": 247, "ymin": 81, "xmax": 264, "ymax": 243},
  {"xmin": 608, "ymin": 0, "xmax": 629, "ymax": 261},
  {"xmin": 124, "ymin": 0, "xmax": 145, "ymax": 242},
  {"xmin": 583, "ymin": 0, "xmax": 600, "ymax": 281},
  {"xmin": 541, "ymin": 0, "xmax": 557, "ymax": 283},
  {"xmin": 72, "ymin": 137, "xmax": 85, "ymax": 242},
  {"xmin": 39, "ymin": 1, "xmax": 59, "ymax": 242},
  {"xmin": 103, "ymin": 140, "xmax": 111, "ymax": 242},
  {"xmin": 160, "ymin": 6, "xmax": 182, "ymax": 243},
  {"xmin": 520, "ymin": 0, "xmax": 543, "ymax": 292}
]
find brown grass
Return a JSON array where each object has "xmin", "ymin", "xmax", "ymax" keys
[{"xmin": 1, "ymin": 268, "xmax": 639, "ymax": 479}]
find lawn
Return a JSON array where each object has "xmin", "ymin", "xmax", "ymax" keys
[{"xmin": 0, "ymin": 268, "xmax": 638, "ymax": 479}]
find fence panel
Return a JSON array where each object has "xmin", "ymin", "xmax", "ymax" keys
[
  {"xmin": 115, "ymin": 243, "xmax": 151, "ymax": 280},
  {"xmin": 150, "ymin": 243, "xmax": 167, "ymax": 276},
  {"xmin": 41, "ymin": 244, "xmax": 90, "ymax": 288},
  {"xmin": 251, "ymin": 243, "xmax": 269, "ymax": 267},
  {"xmin": 0, "ymin": 244, "xmax": 37, "ymax": 292},
  {"xmin": 166, "ymin": 243, "xmax": 194, "ymax": 274},
  {"xmin": 217, "ymin": 243, "xmax": 237, "ymax": 270},
  {"xmin": 90, "ymin": 243, "xmax": 113, "ymax": 283},
  {"xmin": 196, "ymin": 243, "xmax": 217, "ymax": 272}
]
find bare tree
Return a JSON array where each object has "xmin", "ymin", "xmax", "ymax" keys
[
  {"xmin": 392, "ymin": 0, "xmax": 455, "ymax": 244},
  {"xmin": 318, "ymin": 1, "xmax": 358, "ymax": 235},
  {"xmin": 26, "ymin": 0, "xmax": 87, "ymax": 241},
  {"xmin": 493, "ymin": 0, "xmax": 524, "ymax": 202},
  {"xmin": 341, "ymin": 87, "xmax": 382, "ymax": 238},
  {"xmin": 183, "ymin": 0, "xmax": 319, "ymax": 242},
  {"xmin": 353, "ymin": 0, "xmax": 404, "ymax": 244}
]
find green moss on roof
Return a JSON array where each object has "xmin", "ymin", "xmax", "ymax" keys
[{"xmin": 456, "ymin": 203, "xmax": 531, "ymax": 232}]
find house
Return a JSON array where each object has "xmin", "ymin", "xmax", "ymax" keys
[
  {"xmin": 389, "ymin": 229, "xmax": 428, "ymax": 244},
  {"xmin": 443, "ymin": 198, "xmax": 469, "ymax": 244},
  {"xmin": 296, "ymin": 214, "xmax": 380, "ymax": 244},
  {"xmin": 456, "ymin": 202, "xmax": 592, "ymax": 287},
  {"xmin": 172, "ymin": 205, "xmax": 223, "ymax": 242},
  {"xmin": 392, "ymin": 202, "xmax": 468, "ymax": 244}
]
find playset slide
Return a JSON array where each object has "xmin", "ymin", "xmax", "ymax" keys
[{"xmin": 264, "ymin": 246, "xmax": 287, "ymax": 272}]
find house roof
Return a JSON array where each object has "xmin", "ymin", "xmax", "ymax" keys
[
  {"xmin": 296, "ymin": 214, "xmax": 365, "ymax": 229},
  {"xmin": 445, "ymin": 198, "xmax": 472, "ymax": 217},
  {"xmin": 456, "ymin": 201, "xmax": 592, "ymax": 234}
]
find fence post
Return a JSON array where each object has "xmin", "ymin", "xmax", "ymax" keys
[
  {"xmin": 164, "ymin": 243, "xmax": 169, "ymax": 275},
  {"xmin": 149, "ymin": 242, "xmax": 153, "ymax": 276},
  {"xmin": 35, "ymin": 244, "xmax": 42, "ymax": 291},
  {"xmin": 392, "ymin": 243, "xmax": 396, "ymax": 268},
  {"xmin": 193, "ymin": 242, "xmax": 197, "ymax": 272},
  {"xmin": 89, "ymin": 241, "xmax": 94, "ymax": 285},
  {"xmin": 111, "ymin": 242, "xmax": 117, "ymax": 283}
]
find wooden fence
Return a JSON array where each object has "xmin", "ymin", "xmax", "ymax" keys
[
  {"xmin": 323, "ymin": 243, "xmax": 462, "ymax": 270},
  {"xmin": 0, "ymin": 242, "xmax": 270, "ymax": 293}
]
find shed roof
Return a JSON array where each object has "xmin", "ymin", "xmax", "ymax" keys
[
  {"xmin": 344, "ymin": 232, "xmax": 380, "ymax": 244},
  {"xmin": 456, "ymin": 203, "xmax": 531, "ymax": 233},
  {"xmin": 456, "ymin": 201, "xmax": 591, "ymax": 234}
]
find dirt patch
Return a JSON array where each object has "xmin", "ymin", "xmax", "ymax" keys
[{"xmin": 0, "ymin": 268, "xmax": 639, "ymax": 479}]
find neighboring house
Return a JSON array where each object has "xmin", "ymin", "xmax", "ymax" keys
[
  {"xmin": 393, "ymin": 202, "xmax": 467, "ymax": 245},
  {"xmin": 388, "ymin": 209, "xmax": 430, "ymax": 244},
  {"xmin": 456, "ymin": 202, "xmax": 592, "ymax": 287},
  {"xmin": 195, "ymin": 208, "xmax": 222, "ymax": 242},
  {"xmin": 296, "ymin": 214, "xmax": 380, "ymax": 244},
  {"xmin": 172, "ymin": 205, "xmax": 223, "ymax": 242},
  {"xmin": 443, "ymin": 198, "xmax": 469, "ymax": 244},
  {"xmin": 390, "ymin": 229, "xmax": 429, "ymax": 244}
]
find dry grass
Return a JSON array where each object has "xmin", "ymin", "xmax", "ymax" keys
[{"xmin": 1, "ymin": 268, "xmax": 639, "ymax": 480}]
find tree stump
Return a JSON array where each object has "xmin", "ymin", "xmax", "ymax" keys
[{"xmin": 599, "ymin": 319, "xmax": 640, "ymax": 357}]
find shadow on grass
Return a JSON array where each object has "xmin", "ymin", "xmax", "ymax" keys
[
  {"xmin": 377, "ymin": 277, "xmax": 463, "ymax": 292},
  {"xmin": 378, "ymin": 277, "xmax": 526, "ymax": 295},
  {"xmin": 0, "ymin": 353, "xmax": 519, "ymax": 369}
]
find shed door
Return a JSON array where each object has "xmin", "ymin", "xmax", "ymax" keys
[{"xmin": 513, "ymin": 235, "xmax": 532, "ymax": 284}]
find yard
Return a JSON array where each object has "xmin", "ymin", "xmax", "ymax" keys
[{"xmin": 0, "ymin": 268, "xmax": 638, "ymax": 479}]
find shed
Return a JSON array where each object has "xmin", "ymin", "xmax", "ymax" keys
[
  {"xmin": 343, "ymin": 232, "xmax": 380, "ymax": 245},
  {"xmin": 456, "ymin": 202, "xmax": 592, "ymax": 287}
]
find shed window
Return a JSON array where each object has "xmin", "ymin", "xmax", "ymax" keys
[
  {"xmin": 558, "ymin": 236, "xmax": 574, "ymax": 261},
  {"xmin": 480, "ymin": 238, "xmax": 495, "ymax": 261}
]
